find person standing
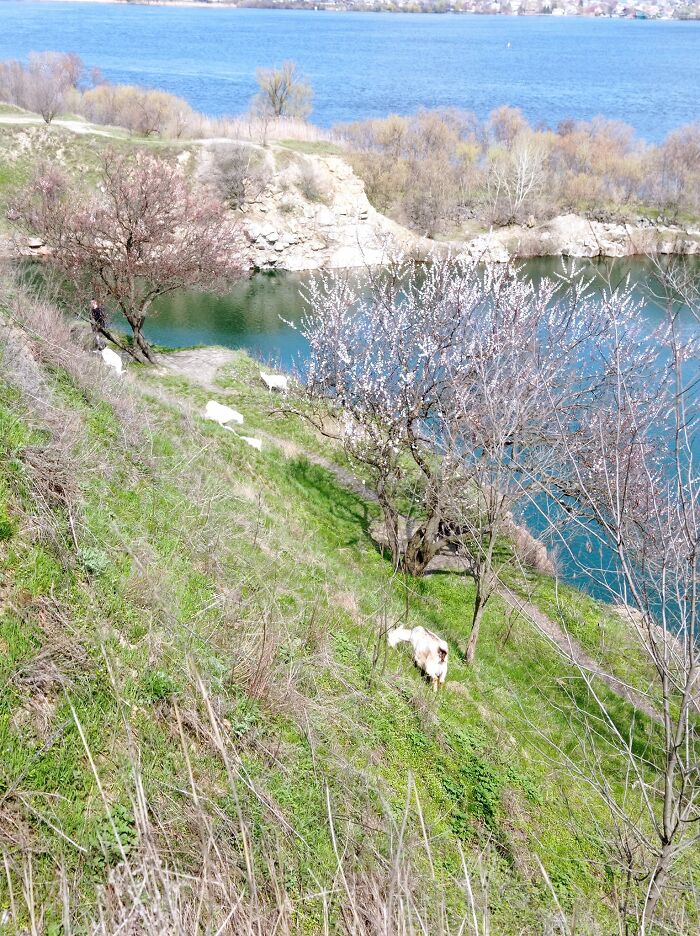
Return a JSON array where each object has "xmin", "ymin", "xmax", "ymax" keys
[{"xmin": 89, "ymin": 298, "xmax": 108, "ymax": 349}]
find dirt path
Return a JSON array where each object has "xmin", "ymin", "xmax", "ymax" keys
[
  {"xmin": 158, "ymin": 347, "xmax": 240, "ymax": 389},
  {"xmin": 497, "ymin": 584, "xmax": 661, "ymax": 722},
  {"xmin": 154, "ymin": 348, "xmax": 662, "ymax": 723},
  {"xmin": 0, "ymin": 114, "xmax": 122, "ymax": 138}
]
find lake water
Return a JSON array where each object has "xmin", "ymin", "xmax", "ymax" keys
[
  {"xmin": 143, "ymin": 256, "xmax": 699, "ymax": 369},
  {"xmin": 1, "ymin": 3, "xmax": 699, "ymax": 141},
  {"xmin": 11, "ymin": 253, "xmax": 698, "ymax": 596}
]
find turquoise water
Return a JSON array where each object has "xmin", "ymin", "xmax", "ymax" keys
[
  {"xmin": 143, "ymin": 257, "xmax": 699, "ymax": 371},
  {"xmin": 147, "ymin": 270, "xmax": 311, "ymax": 368},
  {"xmin": 13, "ymin": 254, "xmax": 699, "ymax": 596},
  {"xmin": 1, "ymin": 3, "xmax": 699, "ymax": 140}
]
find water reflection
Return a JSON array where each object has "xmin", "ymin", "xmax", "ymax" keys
[
  {"xmin": 147, "ymin": 271, "xmax": 312, "ymax": 369},
  {"xmin": 144, "ymin": 257, "xmax": 700, "ymax": 371}
]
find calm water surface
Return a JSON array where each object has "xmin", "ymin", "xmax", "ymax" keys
[
  {"xmin": 1, "ymin": 3, "xmax": 698, "ymax": 140},
  {"xmin": 13, "ymin": 254, "xmax": 699, "ymax": 595},
  {"xmin": 143, "ymin": 257, "xmax": 699, "ymax": 372}
]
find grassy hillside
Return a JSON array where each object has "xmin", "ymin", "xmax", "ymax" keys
[
  {"xmin": 0, "ymin": 116, "xmax": 194, "ymax": 238},
  {"xmin": 1, "ymin": 280, "xmax": 695, "ymax": 934}
]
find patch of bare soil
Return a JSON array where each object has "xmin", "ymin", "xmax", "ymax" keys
[{"xmin": 157, "ymin": 347, "xmax": 238, "ymax": 389}]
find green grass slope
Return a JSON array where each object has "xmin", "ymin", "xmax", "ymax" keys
[{"xmin": 0, "ymin": 287, "xmax": 696, "ymax": 934}]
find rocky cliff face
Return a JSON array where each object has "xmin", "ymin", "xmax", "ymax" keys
[
  {"xmin": 4, "ymin": 140, "xmax": 699, "ymax": 272},
  {"xmin": 238, "ymin": 149, "xmax": 429, "ymax": 272},
  {"xmin": 492, "ymin": 213, "xmax": 700, "ymax": 261},
  {"xmin": 236, "ymin": 146, "xmax": 699, "ymax": 271}
]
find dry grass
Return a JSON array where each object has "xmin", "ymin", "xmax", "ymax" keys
[
  {"xmin": 200, "ymin": 114, "xmax": 337, "ymax": 147},
  {"xmin": 0, "ymin": 275, "xmax": 143, "ymax": 442}
]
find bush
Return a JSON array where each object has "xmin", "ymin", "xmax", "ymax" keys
[
  {"xmin": 200, "ymin": 142, "xmax": 271, "ymax": 208},
  {"xmin": 341, "ymin": 108, "xmax": 475, "ymax": 235},
  {"xmin": 0, "ymin": 52, "xmax": 84, "ymax": 124},
  {"xmin": 341, "ymin": 108, "xmax": 700, "ymax": 233},
  {"xmin": 650, "ymin": 123, "xmax": 700, "ymax": 218},
  {"xmin": 296, "ymin": 160, "xmax": 328, "ymax": 203},
  {"xmin": 81, "ymin": 84, "xmax": 195, "ymax": 138}
]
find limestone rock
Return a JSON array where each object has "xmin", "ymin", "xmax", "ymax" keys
[{"xmin": 218, "ymin": 145, "xmax": 700, "ymax": 274}]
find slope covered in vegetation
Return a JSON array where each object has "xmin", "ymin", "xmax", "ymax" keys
[{"xmin": 1, "ymin": 280, "xmax": 695, "ymax": 934}]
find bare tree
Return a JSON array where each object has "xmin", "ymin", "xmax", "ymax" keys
[
  {"xmin": 252, "ymin": 61, "xmax": 313, "ymax": 121},
  {"xmin": 437, "ymin": 267, "xmax": 615, "ymax": 662},
  {"xmin": 13, "ymin": 150, "xmax": 245, "ymax": 361},
  {"xmin": 80, "ymin": 84, "xmax": 195, "ymax": 138},
  {"xmin": 0, "ymin": 59, "xmax": 29, "ymax": 109},
  {"xmin": 27, "ymin": 52, "xmax": 83, "ymax": 124},
  {"xmin": 488, "ymin": 105, "xmax": 530, "ymax": 147},
  {"xmin": 0, "ymin": 52, "xmax": 83, "ymax": 123},
  {"xmin": 486, "ymin": 133, "xmax": 549, "ymax": 225},
  {"xmin": 529, "ymin": 276, "xmax": 700, "ymax": 931},
  {"xmin": 438, "ymin": 282, "xmax": 551, "ymax": 662},
  {"xmin": 201, "ymin": 142, "xmax": 272, "ymax": 209},
  {"xmin": 298, "ymin": 257, "xmax": 467, "ymax": 575},
  {"xmin": 297, "ymin": 256, "xmax": 612, "ymax": 667}
]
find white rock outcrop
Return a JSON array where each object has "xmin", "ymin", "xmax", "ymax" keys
[
  {"xmin": 239, "ymin": 151, "xmax": 433, "ymax": 272},
  {"xmin": 237, "ymin": 149, "xmax": 700, "ymax": 272}
]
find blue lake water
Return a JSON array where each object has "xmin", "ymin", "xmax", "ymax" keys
[
  {"xmin": 142, "ymin": 257, "xmax": 699, "ymax": 369},
  {"xmin": 0, "ymin": 3, "xmax": 698, "ymax": 140}
]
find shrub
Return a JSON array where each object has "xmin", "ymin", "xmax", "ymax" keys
[
  {"xmin": 0, "ymin": 52, "xmax": 84, "ymax": 124},
  {"xmin": 200, "ymin": 142, "xmax": 271, "ymax": 208},
  {"xmin": 296, "ymin": 160, "xmax": 328, "ymax": 203},
  {"xmin": 81, "ymin": 84, "xmax": 195, "ymax": 137},
  {"xmin": 341, "ymin": 108, "xmax": 700, "ymax": 233}
]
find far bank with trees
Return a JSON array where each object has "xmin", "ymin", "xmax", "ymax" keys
[{"xmin": 0, "ymin": 52, "xmax": 699, "ymax": 277}]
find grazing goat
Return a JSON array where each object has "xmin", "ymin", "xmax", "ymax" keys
[
  {"xmin": 204, "ymin": 400, "xmax": 244, "ymax": 427},
  {"xmin": 260, "ymin": 371, "xmax": 289, "ymax": 393},
  {"xmin": 100, "ymin": 347, "xmax": 123, "ymax": 376},
  {"xmin": 387, "ymin": 625, "xmax": 448, "ymax": 691},
  {"xmin": 240, "ymin": 436, "xmax": 262, "ymax": 451}
]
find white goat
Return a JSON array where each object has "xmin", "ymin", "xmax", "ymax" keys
[
  {"xmin": 387, "ymin": 625, "xmax": 448, "ymax": 692},
  {"xmin": 100, "ymin": 347, "xmax": 123, "ymax": 376},
  {"xmin": 260, "ymin": 371, "xmax": 289, "ymax": 393},
  {"xmin": 204, "ymin": 400, "xmax": 244, "ymax": 427},
  {"xmin": 240, "ymin": 436, "xmax": 262, "ymax": 451}
]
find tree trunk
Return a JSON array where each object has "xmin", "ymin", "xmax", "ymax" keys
[
  {"xmin": 465, "ymin": 576, "xmax": 490, "ymax": 665},
  {"xmin": 403, "ymin": 524, "xmax": 439, "ymax": 577},
  {"xmin": 641, "ymin": 842, "xmax": 674, "ymax": 934},
  {"xmin": 378, "ymin": 498, "xmax": 402, "ymax": 572},
  {"xmin": 127, "ymin": 315, "xmax": 155, "ymax": 363},
  {"xmin": 402, "ymin": 505, "xmax": 445, "ymax": 577}
]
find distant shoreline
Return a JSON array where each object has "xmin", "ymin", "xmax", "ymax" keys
[
  {"xmin": 25, "ymin": 1, "xmax": 700, "ymax": 20},
  {"xmin": 33, "ymin": 0, "xmax": 234, "ymax": 7}
]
